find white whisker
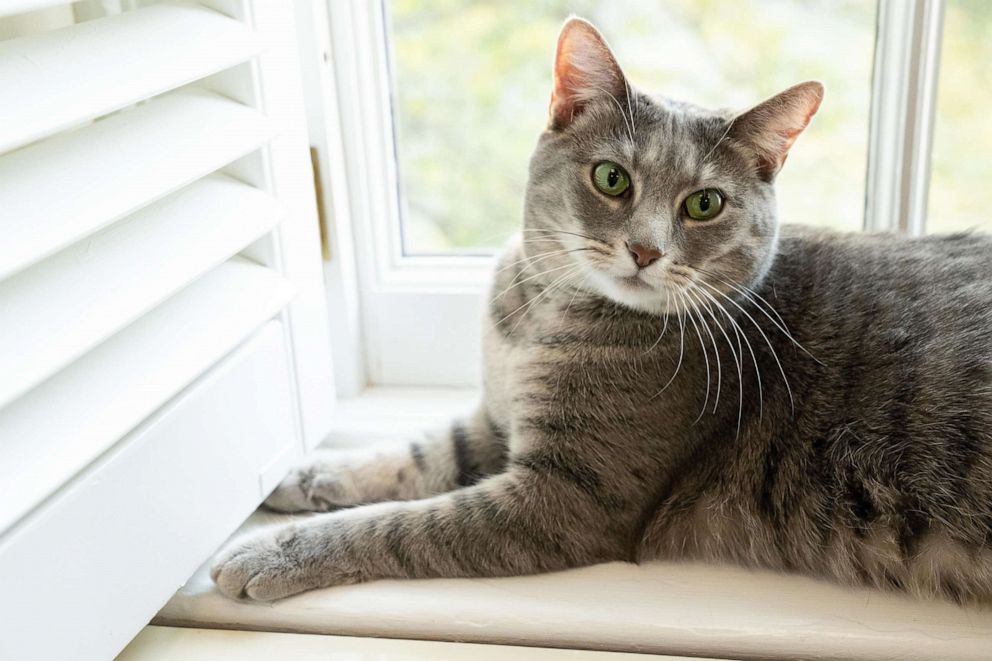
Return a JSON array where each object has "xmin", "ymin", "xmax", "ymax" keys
[
  {"xmin": 642, "ymin": 289, "xmax": 672, "ymax": 356},
  {"xmin": 505, "ymin": 266, "xmax": 583, "ymax": 335},
  {"xmin": 685, "ymin": 286, "xmax": 724, "ymax": 415},
  {"xmin": 622, "ymin": 78, "xmax": 637, "ymax": 140},
  {"xmin": 699, "ymin": 267, "xmax": 823, "ymax": 365},
  {"xmin": 652, "ymin": 295, "xmax": 686, "ymax": 398},
  {"xmin": 680, "ymin": 290, "xmax": 711, "ymax": 423},
  {"xmin": 592, "ymin": 85, "xmax": 635, "ymax": 144},
  {"xmin": 496, "ymin": 247, "xmax": 593, "ymax": 275},
  {"xmin": 690, "ymin": 283, "xmax": 744, "ymax": 434},
  {"xmin": 519, "ymin": 228, "xmax": 609, "ymax": 245},
  {"xmin": 697, "ymin": 278, "xmax": 794, "ymax": 415},
  {"xmin": 694, "ymin": 279, "xmax": 763, "ymax": 422},
  {"xmin": 700, "ymin": 115, "xmax": 737, "ymax": 166},
  {"xmin": 491, "ymin": 262, "xmax": 578, "ymax": 305}
]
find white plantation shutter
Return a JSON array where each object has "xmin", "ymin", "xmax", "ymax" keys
[{"xmin": 0, "ymin": 2, "xmax": 335, "ymax": 659}]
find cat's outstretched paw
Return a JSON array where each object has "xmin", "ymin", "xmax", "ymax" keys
[
  {"xmin": 263, "ymin": 448, "xmax": 415, "ymax": 513},
  {"xmin": 210, "ymin": 526, "xmax": 318, "ymax": 601},
  {"xmin": 262, "ymin": 453, "xmax": 359, "ymax": 513}
]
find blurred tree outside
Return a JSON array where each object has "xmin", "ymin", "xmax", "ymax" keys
[{"xmin": 387, "ymin": 0, "xmax": 877, "ymax": 254}]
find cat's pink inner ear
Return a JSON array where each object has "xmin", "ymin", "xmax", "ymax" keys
[
  {"xmin": 549, "ymin": 18, "xmax": 627, "ymax": 130},
  {"xmin": 730, "ymin": 81, "xmax": 824, "ymax": 181}
]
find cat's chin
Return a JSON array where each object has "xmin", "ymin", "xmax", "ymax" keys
[{"xmin": 589, "ymin": 271, "xmax": 671, "ymax": 315}]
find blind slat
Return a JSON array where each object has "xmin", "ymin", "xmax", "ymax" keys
[
  {"xmin": 0, "ymin": 174, "xmax": 284, "ymax": 408},
  {"xmin": 0, "ymin": 1, "xmax": 67, "ymax": 19},
  {"xmin": 0, "ymin": 89, "xmax": 274, "ymax": 281},
  {"xmin": 0, "ymin": 258, "xmax": 294, "ymax": 535},
  {"xmin": 0, "ymin": 1, "xmax": 261, "ymax": 152}
]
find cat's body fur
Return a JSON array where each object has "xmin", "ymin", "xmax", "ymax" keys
[{"xmin": 212, "ymin": 19, "xmax": 992, "ymax": 604}]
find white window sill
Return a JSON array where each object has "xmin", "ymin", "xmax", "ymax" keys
[
  {"xmin": 155, "ymin": 388, "xmax": 992, "ymax": 661},
  {"xmin": 121, "ymin": 625, "xmax": 710, "ymax": 660}
]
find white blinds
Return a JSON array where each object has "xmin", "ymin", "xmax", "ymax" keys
[
  {"xmin": 0, "ymin": 1, "xmax": 303, "ymax": 536},
  {"xmin": 0, "ymin": 259, "xmax": 295, "ymax": 534},
  {"xmin": 0, "ymin": 2, "xmax": 262, "ymax": 152},
  {"xmin": 0, "ymin": 89, "xmax": 276, "ymax": 280}
]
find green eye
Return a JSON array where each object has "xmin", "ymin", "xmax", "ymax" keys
[
  {"xmin": 592, "ymin": 161, "xmax": 630, "ymax": 197},
  {"xmin": 683, "ymin": 189, "xmax": 724, "ymax": 221}
]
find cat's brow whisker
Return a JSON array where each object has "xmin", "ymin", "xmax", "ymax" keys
[
  {"xmin": 700, "ymin": 115, "xmax": 737, "ymax": 167},
  {"xmin": 622, "ymin": 78, "xmax": 637, "ymax": 142},
  {"xmin": 591, "ymin": 85, "xmax": 635, "ymax": 144}
]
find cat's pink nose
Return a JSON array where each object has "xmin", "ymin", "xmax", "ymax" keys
[{"xmin": 628, "ymin": 243, "xmax": 662, "ymax": 268}]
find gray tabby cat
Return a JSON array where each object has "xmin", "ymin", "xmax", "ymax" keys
[{"xmin": 212, "ymin": 18, "xmax": 992, "ymax": 604}]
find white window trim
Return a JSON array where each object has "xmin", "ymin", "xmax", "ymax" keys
[
  {"xmin": 865, "ymin": 0, "xmax": 945, "ymax": 235},
  {"xmin": 332, "ymin": 0, "xmax": 494, "ymax": 288},
  {"xmin": 305, "ymin": 0, "xmax": 950, "ymax": 389},
  {"xmin": 299, "ymin": 0, "xmax": 488, "ymax": 389}
]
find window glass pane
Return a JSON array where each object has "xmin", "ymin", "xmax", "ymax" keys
[
  {"xmin": 927, "ymin": 0, "xmax": 992, "ymax": 234},
  {"xmin": 387, "ymin": 0, "xmax": 876, "ymax": 255}
]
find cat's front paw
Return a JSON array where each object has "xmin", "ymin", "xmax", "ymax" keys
[
  {"xmin": 210, "ymin": 525, "xmax": 319, "ymax": 601},
  {"xmin": 263, "ymin": 453, "xmax": 363, "ymax": 513}
]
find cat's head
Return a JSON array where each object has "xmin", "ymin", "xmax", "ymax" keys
[{"xmin": 523, "ymin": 17, "xmax": 822, "ymax": 314}]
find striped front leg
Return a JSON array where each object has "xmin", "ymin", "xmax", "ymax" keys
[
  {"xmin": 212, "ymin": 464, "xmax": 629, "ymax": 601},
  {"xmin": 263, "ymin": 408, "xmax": 509, "ymax": 513}
]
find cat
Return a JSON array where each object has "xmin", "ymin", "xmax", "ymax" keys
[{"xmin": 212, "ymin": 17, "xmax": 992, "ymax": 604}]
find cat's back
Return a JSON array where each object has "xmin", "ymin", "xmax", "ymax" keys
[
  {"xmin": 767, "ymin": 225, "xmax": 992, "ymax": 368},
  {"xmin": 773, "ymin": 224, "xmax": 992, "ymax": 303},
  {"xmin": 763, "ymin": 223, "xmax": 992, "ymax": 438}
]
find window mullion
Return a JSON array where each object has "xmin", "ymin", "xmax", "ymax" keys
[
  {"xmin": 902, "ymin": 0, "xmax": 944, "ymax": 235},
  {"xmin": 865, "ymin": 0, "xmax": 945, "ymax": 235}
]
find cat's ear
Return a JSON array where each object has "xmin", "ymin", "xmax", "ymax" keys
[
  {"xmin": 549, "ymin": 17, "xmax": 627, "ymax": 130},
  {"xmin": 729, "ymin": 81, "xmax": 824, "ymax": 181}
]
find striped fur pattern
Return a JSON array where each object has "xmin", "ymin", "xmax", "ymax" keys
[{"xmin": 212, "ymin": 19, "xmax": 992, "ymax": 604}]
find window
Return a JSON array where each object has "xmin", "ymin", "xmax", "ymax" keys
[
  {"xmin": 386, "ymin": 0, "xmax": 877, "ymax": 255},
  {"xmin": 927, "ymin": 0, "xmax": 992, "ymax": 233}
]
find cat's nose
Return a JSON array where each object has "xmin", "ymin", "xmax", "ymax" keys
[{"xmin": 627, "ymin": 242, "xmax": 662, "ymax": 268}]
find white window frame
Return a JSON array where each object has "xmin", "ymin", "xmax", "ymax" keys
[
  {"xmin": 301, "ymin": 0, "xmax": 948, "ymax": 391},
  {"xmin": 866, "ymin": 0, "xmax": 945, "ymax": 235}
]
